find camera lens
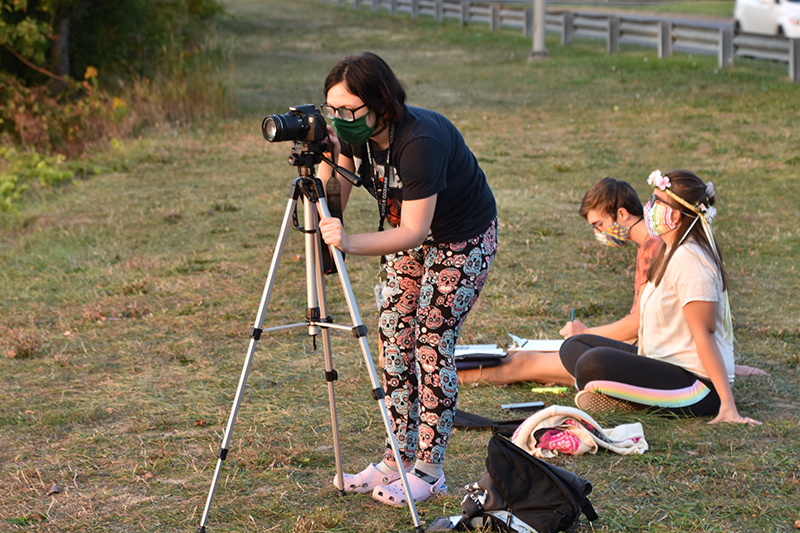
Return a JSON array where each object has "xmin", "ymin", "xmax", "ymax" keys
[
  {"xmin": 263, "ymin": 117, "xmax": 280, "ymax": 141},
  {"xmin": 263, "ymin": 115, "xmax": 285, "ymax": 142},
  {"xmin": 262, "ymin": 112, "xmax": 305, "ymax": 142}
]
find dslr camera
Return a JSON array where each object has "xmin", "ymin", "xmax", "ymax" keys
[
  {"xmin": 261, "ymin": 103, "xmax": 359, "ymax": 187},
  {"xmin": 262, "ymin": 104, "xmax": 327, "ymax": 144}
]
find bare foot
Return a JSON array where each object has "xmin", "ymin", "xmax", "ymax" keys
[{"xmin": 734, "ymin": 364, "xmax": 769, "ymax": 377}]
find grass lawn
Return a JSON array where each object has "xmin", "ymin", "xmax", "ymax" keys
[{"xmin": 1, "ymin": 0, "xmax": 798, "ymax": 532}]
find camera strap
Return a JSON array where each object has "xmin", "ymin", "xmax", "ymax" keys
[{"xmin": 365, "ymin": 124, "xmax": 395, "ymax": 234}]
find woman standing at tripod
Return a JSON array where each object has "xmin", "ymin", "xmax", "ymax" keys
[{"xmin": 317, "ymin": 52, "xmax": 498, "ymax": 506}]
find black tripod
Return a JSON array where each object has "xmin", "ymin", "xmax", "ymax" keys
[{"xmin": 197, "ymin": 142, "xmax": 424, "ymax": 532}]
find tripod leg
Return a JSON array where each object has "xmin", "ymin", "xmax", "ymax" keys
[
  {"xmin": 317, "ymin": 198, "xmax": 424, "ymax": 532},
  {"xmin": 196, "ymin": 196, "xmax": 298, "ymax": 533},
  {"xmin": 306, "ymin": 198, "xmax": 346, "ymax": 494}
]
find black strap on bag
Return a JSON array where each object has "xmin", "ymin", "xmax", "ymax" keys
[
  {"xmin": 453, "ymin": 409, "xmax": 527, "ymax": 433},
  {"xmin": 461, "ymin": 433, "xmax": 598, "ymax": 533}
]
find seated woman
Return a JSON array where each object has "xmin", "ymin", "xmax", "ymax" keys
[{"xmin": 560, "ymin": 169, "xmax": 760, "ymax": 424}]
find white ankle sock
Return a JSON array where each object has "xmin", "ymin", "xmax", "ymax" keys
[
  {"xmin": 413, "ymin": 461, "xmax": 443, "ymax": 483},
  {"xmin": 375, "ymin": 460, "xmax": 399, "ymax": 475}
]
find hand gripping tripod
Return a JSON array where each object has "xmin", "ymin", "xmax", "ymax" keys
[{"xmin": 197, "ymin": 141, "xmax": 424, "ymax": 532}]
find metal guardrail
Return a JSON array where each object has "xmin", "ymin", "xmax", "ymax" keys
[
  {"xmin": 322, "ymin": 0, "xmax": 537, "ymax": 36},
  {"xmin": 315, "ymin": 0, "xmax": 800, "ymax": 82},
  {"xmin": 547, "ymin": 10, "xmax": 799, "ymax": 80}
]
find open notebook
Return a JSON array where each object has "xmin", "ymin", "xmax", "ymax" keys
[{"xmin": 454, "ymin": 338, "xmax": 564, "ymax": 370}]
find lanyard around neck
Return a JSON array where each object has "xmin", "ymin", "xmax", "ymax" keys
[{"xmin": 365, "ymin": 124, "xmax": 395, "ymax": 232}]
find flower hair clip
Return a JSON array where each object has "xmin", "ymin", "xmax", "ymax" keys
[
  {"xmin": 701, "ymin": 181, "xmax": 717, "ymax": 224},
  {"xmin": 647, "ymin": 169, "xmax": 671, "ymax": 191},
  {"xmin": 703, "ymin": 205, "xmax": 717, "ymax": 224}
]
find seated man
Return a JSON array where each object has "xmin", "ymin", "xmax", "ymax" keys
[{"xmin": 459, "ymin": 177, "xmax": 766, "ymax": 387}]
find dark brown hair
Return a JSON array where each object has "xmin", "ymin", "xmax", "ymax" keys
[
  {"xmin": 324, "ymin": 52, "xmax": 406, "ymax": 124},
  {"xmin": 579, "ymin": 177, "xmax": 644, "ymax": 220},
  {"xmin": 646, "ymin": 169, "xmax": 728, "ymax": 290}
]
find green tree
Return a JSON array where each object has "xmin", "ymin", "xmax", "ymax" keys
[
  {"xmin": 1, "ymin": 0, "xmax": 229, "ymax": 162},
  {"xmin": 0, "ymin": 0, "xmax": 56, "ymax": 83},
  {"xmin": 1, "ymin": 0, "xmax": 224, "ymax": 88}
]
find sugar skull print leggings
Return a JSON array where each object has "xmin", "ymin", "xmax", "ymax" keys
[{"xmin": 379, "ymin": 218, "xmax": 497, "ymax": 465}]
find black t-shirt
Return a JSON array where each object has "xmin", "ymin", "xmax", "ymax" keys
[{"xmin": 339, "ymin": 106, "xmax": 496, "ymax": 244}]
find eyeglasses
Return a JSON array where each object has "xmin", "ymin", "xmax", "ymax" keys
[
  {"xmin": 649, "ymin": 194, "xmax": 670, "ymax": 207},
  {"xmin": 590, "ymin": 214, "xmax": 611, "ymax": 233},
  {"xmin": 320, "ymin": 103, "xmax": 368, "ymax": 122}
]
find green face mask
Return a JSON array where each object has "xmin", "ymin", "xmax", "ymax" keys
[{"xmin": 332, "ymin": 112, "xmax": 376, "ymax": 146}]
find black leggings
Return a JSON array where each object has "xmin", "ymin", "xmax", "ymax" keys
[{"xmin": 559, "ymin": 334, "xmax": 721, "ymax": 417}]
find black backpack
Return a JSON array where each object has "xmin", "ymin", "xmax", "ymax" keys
[{"xmin": 460, "ymin": 433, "xmax": 598, "ymax": 533}]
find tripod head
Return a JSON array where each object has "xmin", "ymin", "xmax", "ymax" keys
[
  {"xmin": 288, "ymin": 140, "xmax": 327, "ymax": 176},
  {"xmin": 288, "ymin": 140, "xmax": 361, "ymax": 186}
]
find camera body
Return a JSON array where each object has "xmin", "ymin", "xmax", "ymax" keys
[{"xmin": 262, "ymin": 104, "xmax": 327, "ymax": 143}]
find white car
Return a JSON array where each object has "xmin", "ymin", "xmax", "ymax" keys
[{"xmin": 734, "ymin": 0, "xmax": 800, "ymax": 37}]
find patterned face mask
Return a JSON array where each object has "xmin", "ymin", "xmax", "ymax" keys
[
  {"xmin": 644, "ymin": 199, "xmax": 679, "ymax": 237},
  {"xmin": 594, "ymin": 220, "xmax": 631, "ymax": 248}
]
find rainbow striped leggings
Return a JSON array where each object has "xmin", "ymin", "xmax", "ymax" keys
[{"xmin": 560, "ymin": 334, "xmax": 721, "ymax": 417}]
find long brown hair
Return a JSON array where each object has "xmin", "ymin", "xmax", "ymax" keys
[{"xmin": 646, "ymin": 170, "xmax": 728, "ymax": 290}]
